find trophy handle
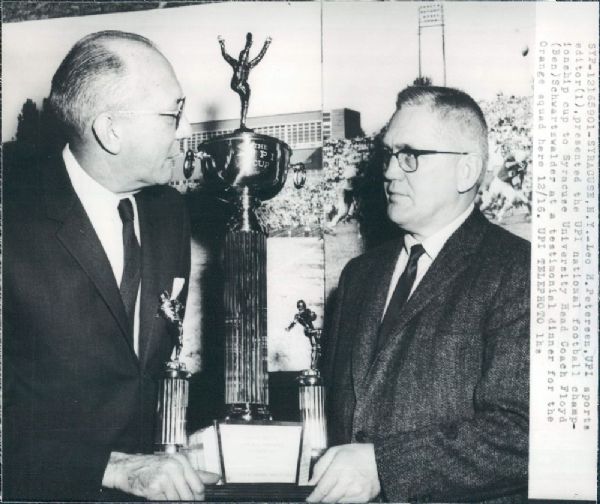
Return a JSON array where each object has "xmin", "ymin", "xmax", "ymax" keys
[
  {"xmin": 198, "ymin": 150, "xmax": 217, "ymax": 180},
  {"xmin": 292, "ymin": 163, "xmax": 306, "ymax": 189},
  {"xmin": 183, "ymin": 149, "xmax": 196, "ymax": 179},
  {"xmin": 183, "ymin": 149, "xmax": 217, "ymax": 181}
]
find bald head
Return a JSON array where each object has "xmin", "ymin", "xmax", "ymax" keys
[{"xmin": 49, "ymin": 30, "xmax": 170, "ymax": 141}]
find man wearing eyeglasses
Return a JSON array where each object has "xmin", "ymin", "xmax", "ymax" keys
[
  {"xmin": 310, "ymin": 86, "xmax": 530, "ymax": 503},
  {"xmin": 3, "ymin": 31, "xmax": 219, "ymax": 500}
]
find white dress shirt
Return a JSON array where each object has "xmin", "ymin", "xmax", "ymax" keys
[
  {"xmin": 383, "ymin": 203, "xmax": 475, "ymax": 317},
  {"xmin": 63, "ymin": 145, "xmax": 142, "ymax": 355}
]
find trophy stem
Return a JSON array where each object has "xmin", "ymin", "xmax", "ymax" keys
[
  {"xmin": 298, "ymin": 369, "xmax": 328, "ymax": 461},
  {"xmin": 241, "ymin": 187, "xmax": 252, "ymax": 232},
  {"xmin": 156, "ymin": 366, "xmax": 190, "ymax": 452},
  {"xmin": 224, "ymin": 219, "xmax": 270, "ymax": 420}
]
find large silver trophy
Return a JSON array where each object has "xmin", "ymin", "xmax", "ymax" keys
[{"xmin": 191, "ymin": 33, "xmax": 291, "ymax": 421}]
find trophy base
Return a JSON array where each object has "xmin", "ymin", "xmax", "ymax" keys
[
  {"xmin": 225, "ymin": 402, "xmax": 272, "ymax": 421},
  {"xmin": 205, "ymin": 483, "xmax": 313, "ymax": 502},
  {"xmin": 156, "ymin": 444, "xmax": 181, "ymax": 455}
]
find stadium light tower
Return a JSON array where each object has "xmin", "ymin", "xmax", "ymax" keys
[{"xmin": 418, "ymin": 3, "xmax": 446, "ymax": 86}]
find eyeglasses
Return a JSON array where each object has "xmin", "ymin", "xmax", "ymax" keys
[
  {"xmin": 112, "ymin": 97, "xmax": 186, "ymax": 129},
  {"xmin": 382, "ymin": 146, "xmax": 470, "ymax": 173}
]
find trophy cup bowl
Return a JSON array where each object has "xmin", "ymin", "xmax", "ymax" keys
[{"xmin": 198, "ymin": 131, "xmax": 291, "ymax": 202}]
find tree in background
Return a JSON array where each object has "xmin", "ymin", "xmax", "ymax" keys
[
  {"xmin": 15, "ymin": 98, "xmax": 41, "ymax": 146},
  {"xmin": 4, "ymin": 98, "xmax": 63, "ymax": 181}
]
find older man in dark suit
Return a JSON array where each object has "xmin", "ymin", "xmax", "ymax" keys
[
  {"xmin": 309, "ymin": 86, "xmax": 530, "ymax": 503},
  {"xmin": 3, "ymin": 31, "xmax": 218, "ymax": 500}
]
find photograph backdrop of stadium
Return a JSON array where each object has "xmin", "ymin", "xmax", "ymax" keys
[{"xmin": 2, "ymin": 0, "xmax": 535, "ymax": 376}]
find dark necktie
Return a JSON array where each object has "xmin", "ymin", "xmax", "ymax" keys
[
  {"xmin": 118, "ymin": 198, "xmax": 141, "ymax": 341},
  {"xmin": 378, "ymin": 243, "xmax": 426, "ymax": 342}
]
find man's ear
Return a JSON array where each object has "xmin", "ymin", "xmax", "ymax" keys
[
  {"xmin": 456, "ymin": 153, "xmax": 483, "ymax": 193},
  {"xmin": 91, "ymin": 113, "xmax": 121, "ymax": 155}
]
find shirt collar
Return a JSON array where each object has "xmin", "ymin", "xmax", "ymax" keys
[{"xmin": 404, "ymin": 203, "xmax": 475, "ymax": 260}]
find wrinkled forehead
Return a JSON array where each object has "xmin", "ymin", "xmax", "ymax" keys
[{"xmin": 383, "ymin": 104, "xmax": 461, "ymax": 149}]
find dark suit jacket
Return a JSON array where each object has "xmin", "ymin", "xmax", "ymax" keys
[
  {"xmin": 324, "ymin": 209, "xmax": 530, "ymax": 503},
  {"xmin": 2, "ymin": 155, "xmax": 191, "ymax": 500}
]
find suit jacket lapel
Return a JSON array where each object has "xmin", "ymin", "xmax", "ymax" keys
[
  {"xmin": 351, "ymin": 240, "xmax": 403, "ymax": 397},
  {"xmin": 370, "ymin": 210, "xmax": 490, "ymax": 365},
  {"xmin": 44, "ymin": 157, "xmax": 136, "ymax": 360}
]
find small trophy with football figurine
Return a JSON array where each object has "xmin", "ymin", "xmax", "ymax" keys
[{"xmin": 155, "ymin": 278, "xmax": 190, "ymax": 454}]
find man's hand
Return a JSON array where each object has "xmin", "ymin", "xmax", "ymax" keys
[
  {"xmin": 306, "ymin": 444, "xmax": 380, "ymax": 503},
  {"xmin": 102, "ymin": 451, "xmax": 220, "ymax": 501}
]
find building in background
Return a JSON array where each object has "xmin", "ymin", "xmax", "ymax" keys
[{"xmin": 322, "ymin": 108, "xmax": 363, "ymax": 141}]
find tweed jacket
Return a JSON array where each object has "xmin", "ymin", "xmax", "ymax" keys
[
  {"xmin": 2, "ymin": 155, "xmax": 191, "ymax": 500},
  {"xmin": 324, "ymin": 209, "xmax": 530, "ymax": 503}
]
